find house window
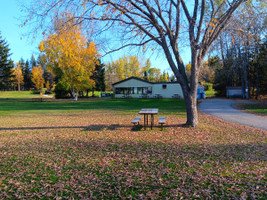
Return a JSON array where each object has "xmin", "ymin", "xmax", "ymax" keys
[
  {"xmin": 115, "ymin": 88, "xmax": 127, "ymax": 94},
  {"xmin": 116, "ymin": 87, "xmax": 152, "ymax": 95},
  {"xmin": 142, "ymin": 87, "xmax": 147, "ymax": 94},
  {"xmin": 162, "ymin": 84, "xmax": 167, "ymax": 89},
  {"xmin": 137, "ymin": 87, "xmax": 142, "ymax": 94},
  {"xmin": 128, "ymin": 87, "xmax": 134, "ymax": 94},
  {"xmin": 141, "ymin": 87, "xmax": 152, "ymax": 94},
  {"xmin": 134, "ymin": 87, "xmax": 138, "ymax": 94}
]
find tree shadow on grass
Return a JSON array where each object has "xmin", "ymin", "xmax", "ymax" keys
[
  {"xmin": 0, "ymin": 123, "xmax": 188, "ymax": 132},
  {"xmin": 0, "ymin": 124, "xmax": 122, "ymax": 131},
  {"xmin": 131, "ymin": 124, "xmax": 143, "ymax": 131}
]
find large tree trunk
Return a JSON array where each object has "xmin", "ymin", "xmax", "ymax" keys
[
  {"xmin": 71, "ymin": 88, "xmax": 78, "ymax": 101},
  {"xmin": 178, "ymin": 57, "xmax": 200, "ymax": 127},
  {"xmin": 183, "ymin": 90, "xmax": 198, "ymax": 127},
  {"xmin": 74, "ymin": 93, "xmax": 78, "ymax": 101},
  {"xmin": 186, "ymin": 51, "xmax": 201, "ymax": 127}
]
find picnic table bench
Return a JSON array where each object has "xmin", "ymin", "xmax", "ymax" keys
[
  {"xmin": 139, "ymin": 108, "xmax": 158, "ymax": 130},
  {"xmin": 158, "ymin": 117, "xmax": 166, "ymax": 130},
  {"xmin": 131, "ymin": 116, "xmax": 141, "ymax": 127}
]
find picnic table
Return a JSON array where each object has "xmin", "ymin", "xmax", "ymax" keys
[{"xmin": 138, "ymin": 108, "xmax": 158, "ymax": 130}]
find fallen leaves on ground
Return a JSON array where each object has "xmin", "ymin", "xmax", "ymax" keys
[{"xmin": 0, "ymin": 111, "xmax": 266, "ymax": 199}]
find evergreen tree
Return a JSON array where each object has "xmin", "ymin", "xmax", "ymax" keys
[
  {"xmin": 30, "ymin": 55, "xmax": 37, "ymax": 69},
  {"xmin": 18, "ymin": 58, "xmax": 25, "ymax": 90},
  {"xmin": 0, "ymin": 33, "xmax": 14, "ymax": 90},
  {"xmin": 23, "ymin": 60, "xmax": 32, "ymax": 90},
  {"xmin": 94, "ymin": 59, "xmax": 106, "ymax": 91}
]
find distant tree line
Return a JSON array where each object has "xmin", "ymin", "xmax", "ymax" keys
[
  {"xmin": 105, "ymin": 56, "xmax": 172, "ymax": 90},
  {"xmin": 187, "ymin": 2, "xmax": 267, "ymax": 99},
  {"xmin": 1, "ymin": 30, "xmax": 171, "ymax": 99}
]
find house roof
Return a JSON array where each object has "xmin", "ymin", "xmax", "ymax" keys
[{"xmin": 112, "ymin": 76, "xmax": 179, "ymax": 86}]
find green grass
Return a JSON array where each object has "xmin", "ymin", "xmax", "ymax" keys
[
  {"xmin": 0, "ymin": 99, "xmax": 186, "ymax": 116},
  {"xmin": 0, "ymin": 91, "xmax": 44, "ymax": 99},
  {"xmin": 241, "ymin": 103, "xmax": 267, "ymax": 116},
  {"xmin": 0, "ymin": 90, "xmax": 112, "ymax": 99}
]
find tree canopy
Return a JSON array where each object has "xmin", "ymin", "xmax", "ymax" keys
[
  {"xmin": 31, "ymin": 65, "xmax": 45, "ymax": 91},
  {"xmin": 39, "ymin": 14, "xmax": 99, "ymax": 100},
  {"xmin": 12, "ymin": 63, "xmax": 24, "ymax": 92}
]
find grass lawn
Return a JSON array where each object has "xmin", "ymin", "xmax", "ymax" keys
[
  {"xmin": 239, "ymin": 102, "xmax": 267, "ymax": 116},
  {"xmin": 0, "ymin": 99, "xmax": 266, "ymax": 199},
  {"xmin": 0, "ymin": 91, "xmax": 44, "ymax": 98},
  {"xmin": 0, "ymin": 91, "xmax": 113, "ymax": 100}
]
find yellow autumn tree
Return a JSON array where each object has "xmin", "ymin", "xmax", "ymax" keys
[
  {"xmin": 12, "ymin": 63, "xmax": 24, "ymax": 92},
  {"xmin": 32, "ymin": 66, "xmax": 45, "ymax": 91},
  {"xmin": 39, "ymin": 14, "xmax": 99, "ymax": 100}
]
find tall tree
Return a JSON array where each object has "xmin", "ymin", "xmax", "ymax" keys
[
  {"xmin": 0, "ymin": 32, "xmax": 14, "ymax": 90},
  {"xmin": 94, "ymin": 59, "xmax": 106, "ymax": 92},
  {"xmin": 30, "ymin": 55, "xmax": 37, "ymax": 69},
  {"xmin": 31, "ymin": 66, "xmax": 45, "ymax": 91},
  {"xmin": 26, "ymin": 0, "xmax": 246, "ymax": 126},
  {"xmin": 141, "ymin": 59, "xmax": 152, "ymax": 80},
  {"xmin": 160, "ymin": 71, "xmax": 169, "ymax": 82},
  {"xmin": 37, "ymin": 54, "xmax": 54, "ymax": 92},
  {"xmin": 23, "ymin": 60, "xmax": 32, "ymax": 90},
  {"xmin": 12, "ymin": 63, "xmax": 24, "ymax": 92},
  {"xmin": 141, "ymin": 59, "xmax": 162, "ymax": 82},
  {"xmin": 106, "ymin": 55, "xmax": 142, "ymax": 81},
  {"xmin": 39, "ymin": 14, "xmax": 99, "ymax": 100},
  {"xmin": 147, "ymin": 67, "xmax": 161, "ymax": 82},
  {"xmin": 210, "ymin": 2, "xmax": 266, "ymax": 99}
]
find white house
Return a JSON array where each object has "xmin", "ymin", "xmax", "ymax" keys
[{"xmin": 112, "ymin": 77, "xmax": 184, "ymax": 99}]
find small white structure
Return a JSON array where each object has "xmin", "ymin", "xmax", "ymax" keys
[{"xmin": 112, "ymin": 77, "xmax": 184, "ymax": 99}]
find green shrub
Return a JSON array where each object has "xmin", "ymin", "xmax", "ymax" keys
[
  {"xmin": 54, "ymin": 82, "xmax": 70, "ymax": 99},
  {"xmin": 204, "ymin": 82, "xmax": 213, "ymax": 91},
  {"xmin": 31, "ymin": 91, "xmax": 40, "ymax": 94}
]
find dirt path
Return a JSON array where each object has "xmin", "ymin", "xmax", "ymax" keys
[{"xmin": 199, "ymin": 98, "xmax": 267, "ymax": 130}]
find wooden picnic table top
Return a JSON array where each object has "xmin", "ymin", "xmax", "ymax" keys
[{"xmin": 138, "ymin": 108, "xmax": 158, "ymax": 114}]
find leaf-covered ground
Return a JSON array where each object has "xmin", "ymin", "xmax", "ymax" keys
[{"xmin": 0, "ymin": 100, "xmax": 266, "ymax": 199}]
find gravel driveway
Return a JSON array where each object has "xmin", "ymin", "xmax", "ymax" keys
[{"xmin": 199, "ymin": 98, "xmax": 267, "ymax": 130}]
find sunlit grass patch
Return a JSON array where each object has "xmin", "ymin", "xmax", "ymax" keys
[{"xmin": 0, "ymin": 91, "xmax": 45, "ymax": 98}]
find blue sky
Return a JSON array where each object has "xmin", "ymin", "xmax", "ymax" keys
[
  {"xmin": 0, "ymin": 0, "xmax": 190, "ymax": 73},
  {"xmin": 0, "ymin": 0, "xmax": 41, "ymax": 63}
]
